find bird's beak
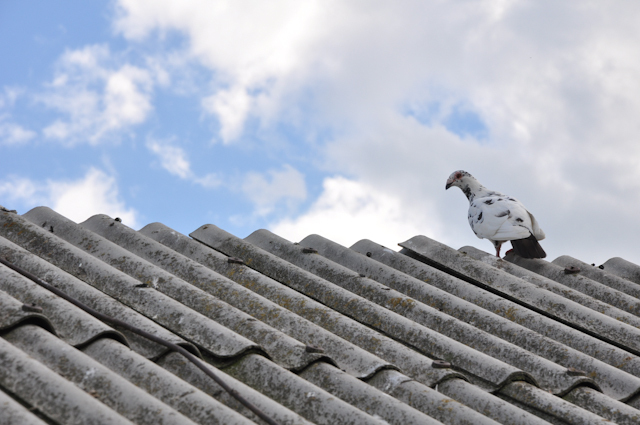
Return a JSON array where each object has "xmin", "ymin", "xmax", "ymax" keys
[{"xmin": 445, "ymin": 181, "xmax": 452, "ymax": 190}]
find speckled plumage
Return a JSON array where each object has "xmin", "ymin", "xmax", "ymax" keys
[{"xmin": 446, "ymin": 170, "xmax": 546, "ymax": 258}]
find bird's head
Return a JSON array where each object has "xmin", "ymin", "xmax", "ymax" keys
[{"xmin": 445, "ymin": 170, "xmax": 473, "ymax": 190}]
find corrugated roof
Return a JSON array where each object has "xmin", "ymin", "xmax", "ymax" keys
[{"xmin": 1, "ymin": 205, "xmax": 640, "ymax": 424}]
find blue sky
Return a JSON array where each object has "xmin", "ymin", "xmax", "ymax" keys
[{"xmin": 3, "ymin": 1, "xmax": 640, "ymax": 266}]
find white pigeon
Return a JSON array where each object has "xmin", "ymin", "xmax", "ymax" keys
[{"xmin": 445, "ymin": 170, "xmax": 546, "ymax": 258}]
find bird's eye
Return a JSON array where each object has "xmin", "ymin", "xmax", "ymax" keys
[{"xmin": 455, "ymin": 172, "xmax": 462, "ymax": 179}]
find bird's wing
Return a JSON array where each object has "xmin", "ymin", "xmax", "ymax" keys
[
  {"xmin": 469, "ymin": 196, "xmax": 533, "ymax": 241},
  {"xmin": 528, "ymin": 211, "xmax": 546, "ymax": 241}
]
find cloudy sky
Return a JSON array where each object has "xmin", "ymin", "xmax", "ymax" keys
[{"xmin": 2, "ymin": 1, "xmax": 640, "ymax": 266}]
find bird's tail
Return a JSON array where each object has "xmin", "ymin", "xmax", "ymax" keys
[{"xmin": 511, "ymin": 234, "xmax": 546, "ymax": 259}]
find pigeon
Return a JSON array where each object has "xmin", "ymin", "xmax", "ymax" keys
[{"xmin": 445, "ymin": 170, "xmax": 546, "ymax": 258}]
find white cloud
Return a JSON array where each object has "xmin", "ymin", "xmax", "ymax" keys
[
  {"xmin": 145, "ymin": 140, "xmax": 305, "ymax": 215},
  {"xmin": 40, "ymin": 45, "xmax": 155, "ymax": 145},
  {"xmin": 147, "ymin": 139, "xmax": 192, "ymax": 179},
  {"xmin": 0, "ymin": 86, "xmax": 24, "ymax": 109},
  {"xmin": 146, "ymin": 139, "xmax": 222, "ymax": 188},
  {"xmin": 271, "ymin": 176, "xmax": 442, "ymax": 249},
  {"xmin": 242, "ymin": 165, "xmax": 307, "ymax": 215},
  {"xmin": 193, "ymin": 173, "xmax": 223, "ymax": 189},
  {"xmin": 48, "ymin": 169, "xmax": 139, "ymax": 226},
  {"xmin": 113, "ymin": 2, "xmax": 640, "ymax": 264},
  {"xmin": 103, "ymin": 65, "xmax": 153, "ymax": 129},
  {"xmin": 201, "ymin": 86, "xmax": 253, "ymax": 143},
  {"xmin": 0, "ymin": 177, "xmax": 38, "ymax": 203},
  {"xmin": 0, "ymin": 121, "xmax": 36, "ymax": 145},
  {"xmin": 114, "ymin": 0, "xmax": 323, "ymax": 143},
  {"xmin": 113, "ymin": 2, "xmax": 640, "ymax": 152},
  {"xmin": 0, "ymin": 168, "xmax": 139, "ymax": 227},
  {"xmin": 0, "ymin": 87, "xmax": 36, "ymax": 145}
]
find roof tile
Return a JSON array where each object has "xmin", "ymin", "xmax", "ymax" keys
[{"xmin": 3, "ymin": 206, "xmax": 640, "ymax": 424}]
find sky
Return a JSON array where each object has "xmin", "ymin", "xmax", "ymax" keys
[{"xmin": 2, "ymin": 1, "xmax": 640, "ymax": 266}]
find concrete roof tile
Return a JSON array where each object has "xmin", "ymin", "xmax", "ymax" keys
[
  {"xmin": 0, "ymin": 332, "xmax": 137, "ymax": 425},
  {"xmin": 0, "ymin": 259, "xmax": 125, "ymax": 348},
  {"xmin": 4, "ymin": 325, "xmax": 205, "ymax": 425},
  {"xmin": 465, "ymin": 246, "xmax": 640, "ymax": 327},
  {"xmin": 400, "ymin": 235, "xmax": 640, "ymax": 363},
  {"xmin": 552, "ymin": 255, "xmax": 640, "ymax": 303},
  {"xmin": 0, "ymin": 285, "xmax": 54, "ymax": 334},
  {"xmin": 0, "ymin": 234, "xmax": 196, "ymax": 359},
  {"xmin": 0, "ymin": 387, "xmax": 50, "ymax": 425},
  {"xmin": 3, "ymin": 205, "xmax": 640, "ymax": 424},
  {"xmin": 309, "ymin": 235, "xmax": 640, "ymax": 399},
  {"xmin": 194, "ymin": 224, "xmax": 514, "ymax": 389},
  {"xmin": 601, "ymin": 256, "xmax": 640, "ymax": 284},
  {"xmin": 0, "ymin": 210, "xmax": 260, "ymax": 360}
]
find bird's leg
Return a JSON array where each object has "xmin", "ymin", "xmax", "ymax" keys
[{"xmin": 494, "ymin": 241, "xmax": 502, "ymax": 258}]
